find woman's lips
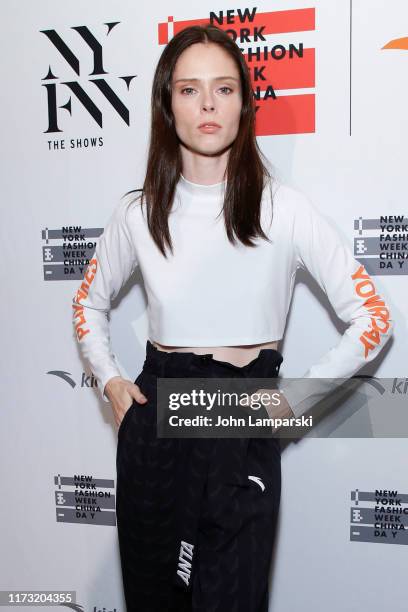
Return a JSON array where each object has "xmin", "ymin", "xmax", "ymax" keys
[{"xmin": 198, "ymin": 125, "xmax": 221, "ymax": 133}]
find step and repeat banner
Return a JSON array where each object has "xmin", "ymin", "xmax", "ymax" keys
[{"xmin": 1, "ymin": 1, "xmax": 407, "ymax": 610}]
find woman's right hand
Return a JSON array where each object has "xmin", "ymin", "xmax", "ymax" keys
[{"xmin": 104, "ymin": 376, "xmax": 148, "ymax": 428}]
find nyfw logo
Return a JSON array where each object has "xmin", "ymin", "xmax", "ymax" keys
[
  {"xmin": 40, "ymin": 22, "xmax": 136, "ymax": 133},
  {"xmin": 158, "ymin": 7, "xmax": 316, "ymax": 135}
]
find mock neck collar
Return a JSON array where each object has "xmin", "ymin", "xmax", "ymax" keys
[{"xmin": 178, "ymin": 173, "xmax": 226, "ymax": 198}]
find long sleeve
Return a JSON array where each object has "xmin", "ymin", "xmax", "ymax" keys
[
  {"xmin": 71, "ymin": 196, "xmax": 139, "ymax": 402},
  {"xmin": 280, "ymin": 195, "xmax": 394, "ymax": 418}
]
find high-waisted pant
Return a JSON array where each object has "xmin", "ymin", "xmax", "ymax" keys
[{"xmin": 116, "ymin": 340, "xmax": 283, "ymax": 612}]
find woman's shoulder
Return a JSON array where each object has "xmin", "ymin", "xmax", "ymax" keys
[
  {"xmin": 119, "ymin": 188, "xmax": 144, "ymax": 209},
  {"xmin": 269, "ymin": 177, "xmax": 313, "ymax": 211},
  {"xmin": 116, "ymin": 188, "xmax": 146, "ymax": 226},
  {"xmin": 265, "ymin": 177, "xmax": 316, "ymax": 229}
]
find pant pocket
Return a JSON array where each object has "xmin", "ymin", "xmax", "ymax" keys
[
  {"xmin": 117, "ymin": 399, "xmax": 136, "ymax": 439},
  {"xmin": 117, "ymin": 370, "xmax": 145, "ymax": 440}
]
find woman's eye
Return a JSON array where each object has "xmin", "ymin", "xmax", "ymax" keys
[{"xmin": 180, "ymin": 86, "xmax": 233, "ymax": 95}]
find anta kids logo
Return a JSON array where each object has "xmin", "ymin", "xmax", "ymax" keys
[
  {"xmin": 159, "ymin": 7, "xmax": 316, "ymax": 136},
  {"xmin": 40, "ymin": 22, "xmax": 137, "ymax": 149},
  {"xmin": 46, "ymin": 368, "xmax": 99, "ymax": 393}
]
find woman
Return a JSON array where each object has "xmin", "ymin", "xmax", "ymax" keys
[{"xmin": 72, "ymin": 24, "xmax": 393, "ymax": 612}]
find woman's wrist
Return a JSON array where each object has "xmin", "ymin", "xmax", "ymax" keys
[{"xmin": 104, "ymin": 376, "xmax": 123, "ymax": 401}]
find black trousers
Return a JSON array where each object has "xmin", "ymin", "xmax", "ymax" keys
[{"xmin": 116, "ymin": 340, "xmax": 283, "ymax": 612}]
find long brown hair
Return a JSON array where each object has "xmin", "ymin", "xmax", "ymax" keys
[{"xmin": 124, "ymin": 24, "xmax": 275, "ymax": 258}]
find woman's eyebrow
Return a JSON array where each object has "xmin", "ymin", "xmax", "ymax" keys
[{"xmin": 173, "ymin": 76, "xmax": 239, "ymax": 84}]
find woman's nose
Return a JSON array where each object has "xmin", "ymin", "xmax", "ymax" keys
[{"xmin": 201, "ymin": 89, "xmax": 216, "ymax": 111}]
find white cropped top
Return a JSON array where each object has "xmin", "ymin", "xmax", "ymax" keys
[{"xmin": 71, "ymin": 174, "xmax": 394, "ymax": 416}]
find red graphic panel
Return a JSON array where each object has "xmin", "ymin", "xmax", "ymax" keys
[
  {"xmin": 256, "ymin": 94, "xmax": 315, "ymax": 135},
  {"xmin": 159, "ymin": 8, "xmax": 315, "ymax": 42},
  {"xmin": 246, "ymin": 48, "xmax": 315, "ymax": 90},
  {"xmin": 158, "ymin": 7, "xmax": 316, "ymax": 135}
]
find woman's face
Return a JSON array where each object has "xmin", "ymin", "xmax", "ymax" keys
[{"xmin": 171, "ymin": 42, "xmax": 243, "ymax": 157}]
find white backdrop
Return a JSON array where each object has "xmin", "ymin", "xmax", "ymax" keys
[{"xmin": 1, "ymin": 1, "xmax": 407, "ymax": 610}]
